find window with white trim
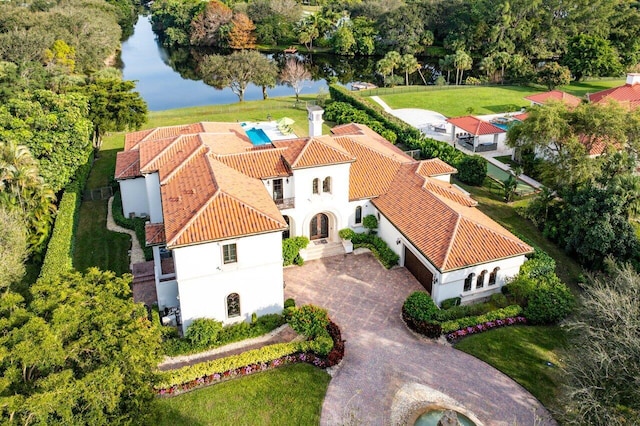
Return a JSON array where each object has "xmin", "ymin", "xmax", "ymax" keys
[{"xmin": 222, "ymin": 243, "xmax": 237, "ymax": 264}]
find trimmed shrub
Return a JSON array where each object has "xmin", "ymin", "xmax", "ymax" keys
[
  {"xmin": 489, "ymin": 293, "xmax": 509, "ymax": 308},
  {"xmin": 362, "ymin": 214, "xmax": 378, "ymax": 233},
  {"xmin": 403, "ymin": 292, "xmax": 439, "ymax": 322},
  {"xmin": 440, "ymin": 305, "xmax": 523, "ymax": 333},
  {"xmin": 338, "ymin": 228, "xmax": 355, "ymax": 240},
  {"xmin": 308, "ymin": 331, "xmax": 334, "ymax": 357},
  {"xmin": 440, "ymin": 297, "xmax": 461, "ymax": 310},
  {"xmin": 283, "ymin": 298, "xmax": 296, "ymax": 309},
  {"xmin": 287, "ymin": 304, "xmax": 330, "ymax": 338},
  {"xmin": 456, "ymin": 155, "xmax": 487, "ymax": 186},
  {"xmin": 524, "ymin": 282, "xmax": 575, "ymax": 325},
  {"xmin": 282, "ymin": 236, "xmax": 309, "ymax": 266},
  {"xmin": 351, "ymin": 233, "xmax": 399, "ymax": 268},
  {"xmin": 40, "ymin": 151, "xmax": 94, "ymax": 280},
  {"xmin": 112, "ymin": 191, "xmax": 153, "ymax": 261},
  {"xmin": 186, "ymin": 318, "xmax": 223, "ymax": 348}
]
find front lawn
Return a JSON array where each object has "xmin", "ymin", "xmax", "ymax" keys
[
  {"xmin": 454, "ymin": 325, "xmax": 566, "ymax": 412},
  {"xmin": 148, "ymin": 363, "xmax": 330, "ymax": 425}
]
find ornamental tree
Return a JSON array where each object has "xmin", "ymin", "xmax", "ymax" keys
[{"xmin": 279, "ymin": 58, "xmax": 311, "ymax": 102}]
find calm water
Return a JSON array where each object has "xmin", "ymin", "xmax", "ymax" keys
[{"xmin": 120, "ymin": 16, "xmax": 329, "ymax": 110}]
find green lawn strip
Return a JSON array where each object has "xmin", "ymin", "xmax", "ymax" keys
[
  {"xmin": 456, "ymin": 179, "xmax": 583, "ymax": 292},
  {"xmin": 376, "ymin": 79, "xmax": 626, "ymax": 117},
  {"xmin": 148, "ymin": 363, "xmax": 330, "ymax": 426},
  {"xmin": 454, "ymin": 325, "xmax": 566, "ymax": 412},
  {"xmin": 493, "ymin": 155, "xmax": 519, "ymax": 168},
  {"xmin": 72, "ymin": 199, "xmax": 131, "ymax": 275}
]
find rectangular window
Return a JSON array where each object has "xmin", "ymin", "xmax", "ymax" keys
[
  {"xmin": 273, "ymin": 178, "xmax": 283, "ymax": 203},
  {"xmin": 223, "ymin": 243, "xmax": 237, "ymax": 264},
  {"xmin": 312, "ymin": 178, "xmax": 319, "ymax": 194}
]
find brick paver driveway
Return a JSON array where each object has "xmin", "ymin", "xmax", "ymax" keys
[{"xmin": 284, "ymin": 253, "xmax": 555, "ymax": 426}]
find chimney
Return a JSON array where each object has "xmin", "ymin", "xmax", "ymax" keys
[
  {"xmin": 626, "ymin": 73, "xmax": 640, "ymax": 85},
  {"xmin": 307, "ymin": 105, "xmax": 324, "ymax": 137}
]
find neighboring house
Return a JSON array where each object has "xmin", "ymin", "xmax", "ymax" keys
[
  {"xmin": 587, "ymin": 73, "xmax": 640, "ymax": 110},
  {"xmin": 115, "ymin": 109, "xmax": 532, "ymax": 333},
  {"xmin": 524, "ymin": 90, "xmax": 582, "ymax": 108}
]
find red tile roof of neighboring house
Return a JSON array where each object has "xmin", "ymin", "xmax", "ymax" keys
[
  {"xmin": 446, "ymin": 116, "xmax": 505, "ymax": 136},
  {"xmin": 588, "ymin": 84, "xmax": 640, "ymax": 110},
  {"xmin": 417, "ymin": 159, "xmax": 457, "ymax": 177},
  {"xmin": 525, "ymin": 90, "xmax": 582, "ymax": 107},
  {"xmin": 578, "ymin": 134, "xmax": 619, "ymax": 157},
  {"xmin": 512, "ymin": 112, "xmax": 529, "ymax": 121},
  {"xmin": 373, "ymin": 163, "xmax": 532, "ymax": 271}
]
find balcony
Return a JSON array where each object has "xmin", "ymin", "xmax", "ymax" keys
[{"xmin": 274, "ymin": 197, "xmax": 295, "ymax": 210}]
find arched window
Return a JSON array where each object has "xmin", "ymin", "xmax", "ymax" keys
[
  {"xmin": 463, "ymin": 273, "xmax": 474, "ymax": 292},
  {"xmin": 355, "ymin": 206, "xmax": 362, "ymax": 225},
  {"xmin": 323, "ymin": 176, "xmax": 331, "ymax": 193},
  {"xmin": 477, "ymin": 270, "xmax": 487, "ymax": 289},
  {"xmin": 489, "ymin": 267, "xmax": 500, "ymax": 286},
  {"xmin": 227, "ymin": 293, "xmax": 240, "ymax": 318},
  {"xmin": 312, "ymin": 178, "xmax": 319, "ymax": 194}
]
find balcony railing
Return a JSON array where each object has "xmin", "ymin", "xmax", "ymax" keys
[{"xmin": 274, "ymin": 197, "xmax": 295, "ymax": 210}]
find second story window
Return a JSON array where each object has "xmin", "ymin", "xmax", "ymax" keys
[
  {"xmin": 312, "ymin": 178, "xmax": 319, "ymax": 194},
  {"xmin": 355, "ymin": 206, "xmax": 362, "ymax": 224},
  {"xmin": 323, "ymin": 176, "xmax": 331, "ymax": 193},
  {"xmin": 222, "ymin": 243, "xmax": 237, "ymax": 264}
]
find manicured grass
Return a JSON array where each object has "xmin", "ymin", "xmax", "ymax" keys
[
  {"xmin": 376, "ymin": 79, "xmax": 625, "ymax": 117},
  {"xmin": 455, "ymin": 179, "xmax": 583, "ymax": 292},
  {"xmin": 72, "ymin": 199, "xmax": 131, "ymax": 275},
  {"xmin": 148, "ymin": 363, "xmax": 330, "ymax": 426},
  {"xmin": 454, "ymin": 325, "xmax": 566, "ymax": 411},
  {"xmin": 493, "ymin": 155, "xmax": 519, "ymax": 168}
]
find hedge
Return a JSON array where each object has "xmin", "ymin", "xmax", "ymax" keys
[
  {"xmin": 156, "ymin": 320, "xmax": 345, "ymax": 395},
  {"xmin": 351, "ymin": 232, "xmax": 399, "ymax": 268},
  {"xmin": 112, "ymin": 191, "xmax": 153, "ymax": 261},
  {"xmin": 440, "ymin": 305, "xmax": 523, "ymax": 334},
  {"xmin": 39, "ymin": 151, "xmax": 94, "ymax": 281}
]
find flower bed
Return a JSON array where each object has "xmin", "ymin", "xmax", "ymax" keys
[
  {"xmin": 445, "ymin": 316, "xmax": 527, "ymax": 342},
  {"xmin": 155, "ymin": 320, "xmax": 344, "ymax": 397}
]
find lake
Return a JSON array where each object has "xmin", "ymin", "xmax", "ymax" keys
[{"xmin": 121, "ymin": 16, "xmax": 331, "ymax": 110}]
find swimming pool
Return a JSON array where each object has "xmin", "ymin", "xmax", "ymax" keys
[
  {"xmin": 245, "ymin": 127, "xmax": 272, "ymax": 145},
  {"xmin": 493, "ymin": 122, "xmax": 509, "ymax": 131}
]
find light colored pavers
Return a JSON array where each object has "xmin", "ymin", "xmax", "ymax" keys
[
  {"xmin": 106, "ymin": 196, "xmax": 145, "ymax": 266},
  {"xmin": 284, "ymin": 254, "xmax": 555, "ymax": 426}
]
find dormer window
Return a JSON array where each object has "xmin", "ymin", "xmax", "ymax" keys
[
  {"xmin": 323, "ymin": 176, "xmax": 331, "ymax": 193},
  {"xmin": 312, "ymin": 178, "xmax": 319, "ymax": 194}
]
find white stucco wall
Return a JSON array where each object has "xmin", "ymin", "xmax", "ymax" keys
[
  {"xmin": 119, "ymin": 178, "xmax": 148, "ymax": 218},
  {"xmin": 437, "ymin": 255, "xmax": 528, "ymax": 304},
  {"xmin": 145, "ymin": 172, "xmax": 163, "ymax": 223},
  {"xmin": 432, "ymin": 174, "xmax": 452, "ymax": 183},
  {"xmin": 173, "ymin": 231, "xmax": 284, "ymax": 333}
]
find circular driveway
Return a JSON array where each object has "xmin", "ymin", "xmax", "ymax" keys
[{"xmin": 284, "ymin": 253, "xmax": 555, "ymax": 425}]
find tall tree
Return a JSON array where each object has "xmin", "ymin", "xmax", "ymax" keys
[
  {"xmin": 201, "ymin": 50, "xmax": 275, "ymax": 102},
  {"xmin": 279, "ymin": 58, "xmax": 311, "ymax": 102},
  {"xmin": 536, "ymin": 62, "xmax": 571, "ymax": 90},
  {"xmin": 190, "ymin": 0, "xmax": 233, "ymax": 47},
  {"xmin": 562, "ymin": 34, "xmax": 623, "ymax": 81},
  {"xmin": 0, "ymin": 207, "xmax": 27, "ymax": 289},
  {"xmin": 0, "ymin": 269, "xmax": 162, "ymax": 424},
  {"xmin": 561, "ymin": 261, "xmax": 640, "ymax": 424},
  {"xmin": 453, "ymin": 50, "xmax": 472, "ymax": 85},
  {"xmin": 296, "ymin": 14, "xmax": 322, "ymax": 51},
  {"xmin": 492, "ymin": 51, "xmax": 511, "ymax": 83},
  {"xmin": 252, "ymin": 57, "xmax": 279, "ymax": 100},
  {"xmin": 399, "ymin": 54, "xmax": 419, "ymax": 86},
  {"xmin": 80, "ymin": 78, "xmax": 148, "ymax": 152},
  {"xmin": 228, "ymin": 13, "xmax": 256, "ymax": 50}
]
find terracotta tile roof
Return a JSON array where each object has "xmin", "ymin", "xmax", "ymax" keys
[
  {"xmin": 140, "ymin": 135, "xmax": 205, "ymax": 182},
  {"xmin": 423, "ymin": 178, "xmax": 477, "ymax": 207},
  {"xmin": 447, "ymin": 116, "xmax": 505, "ymax": 135},
  {"xmin": 417, "ymin": 159, "xmax": 457, "ymax": 177},
  {"xmin": 115, "ymin": 150, "xmax": 141, "ymax": 180},
  {"xmin": 373, "ymin": 164, "xmax": 532, "ymax": 271},
  {"xmin": 215, "ymin": 148, "xmax": 291, "ymax": 179},
  {"xmin": 578, "ymin": 134, "xmax": 619, "ymax": 156},
  {"xmin": 125, "ymin": 123, "xmax": 205, "ymax": 151},
  {"xmin": 588, "ymin": 84, "xmax": 640, "ymax": 110},
  {"xmin": 331, "ymin": 123, "xmax": 364, "ymax": 135},
  {"xmin": 146, "ymin": 223, "xmax": 166, "ymax": 246},
  {"xmin": 525, "ymin": 90, "xmax": 582, "ymax": 107},
  {"xmin": 273, "ymin": 137, "xmax": 355, "ymax": 169},
  {"xmin": 512, "ymin": 112, "xmax": 529, "ymax": 121},
  {"xmin": 341, "ymin": 124, "xmax": 415, "ymax": 160}
]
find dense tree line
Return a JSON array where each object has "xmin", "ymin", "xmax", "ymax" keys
[{"xmin": 151, "ymin": 0, "xmax": 640, "ymax": 82}]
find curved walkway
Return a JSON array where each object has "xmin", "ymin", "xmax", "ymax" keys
[
  {"xmin": 106, "ymin": 196, "xmax": 145, "ymax": 265},
  {"xmin": 284, "ymin": 254, "xmax": 555, "ymax": 426}
]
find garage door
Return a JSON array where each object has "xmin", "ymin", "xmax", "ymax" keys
[{"xmin": 404, "ymin": 247, "xmax": 433, "ymax": 294}]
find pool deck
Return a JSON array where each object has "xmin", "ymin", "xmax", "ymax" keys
[{"xmin": 242, "ymin": 121, "xmax": 299, "ymax": 142}]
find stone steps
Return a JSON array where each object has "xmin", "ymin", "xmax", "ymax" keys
[{"xmin": 300, "ymin": 241, "xmax": 345, "ymax": 261}]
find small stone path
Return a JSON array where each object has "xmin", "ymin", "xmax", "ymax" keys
[{"xmin": 106, "ymin": 196, "xmax": 145, "ymax": 266}]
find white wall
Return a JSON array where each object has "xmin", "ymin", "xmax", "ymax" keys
[
  {"xmin": 145, "ymin": 172, "xmax": 163, "ymax": 223},
  {"xmin": 173, "ymin": 231, "xmax": 284, "ymax": 333},
  {"xmin": 437, "ymin": 255, "xmax": 527, "ymax": 304},
  {"xmin": 432, "ymin": 174, "xmax": 451, "ymax": 183},
  {"xmin": 119, "ymin": 178, "xmax": 148, "ymax": 218}
]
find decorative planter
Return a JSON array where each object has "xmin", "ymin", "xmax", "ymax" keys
[{"xmin": 341, "ymin": 239, "xmax": 353, "ymax": 254}]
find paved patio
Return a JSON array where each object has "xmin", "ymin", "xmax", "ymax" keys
[{"xmin": 284, "ymin": 253, "xmax": 555, "ymax": 426}]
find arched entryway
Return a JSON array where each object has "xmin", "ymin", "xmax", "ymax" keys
[{"xmin": 309, "ymin": 213, "xmax": 329, "ymax": 240}]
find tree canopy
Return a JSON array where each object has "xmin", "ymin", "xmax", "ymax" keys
[{"xmin": 0, "ymin": 269, "xmax": 162, "ymax": 424}]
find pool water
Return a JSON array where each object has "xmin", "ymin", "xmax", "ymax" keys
[
  {"xmin": 493, "ymin": 122, "xmax": 510, "ymax": 131},
  {"xmin": 245, "ymin": 128, "xmax": 272, "ymax": 145},
  {"xmin": 414, "ymin": 409, "xmax": 475, "ymax": 426}
]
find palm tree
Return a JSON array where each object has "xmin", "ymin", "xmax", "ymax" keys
[
  {"xmin": 439, "ymin": 55, "xmax": 455, "ymax": 84},
  {"xmin": 399, "ymin": 54, "xmax": 419, "ymax": 86},
  {"xmin": 453, "ymin": 50, "xmax": 472, "ymax": 85},
  {"xmin": 0, "ymin": 142, "xmax": 56, "ymax": 254},
  {"xmin": 492, "ymin": 51, "xmax": 511, "ymax": 83},
  {"xmin": 479, "ymin": 56, "xmax": 497, "ymax": 81}
]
